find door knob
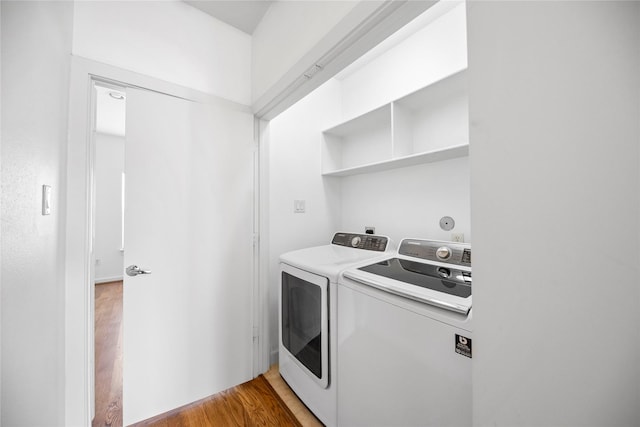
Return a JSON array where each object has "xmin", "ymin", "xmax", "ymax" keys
[{"xmin": 126, "ymin": 265, "xmax": 152, "ymax": 277}]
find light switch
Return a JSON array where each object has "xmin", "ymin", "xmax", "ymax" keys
[
  {"xmin": 42, "ymin": 185, "xmax": 52, "ymax": 215},
  {"xmin": 294, "ymin": 199, "xmax": 306, "ymax": 213}
]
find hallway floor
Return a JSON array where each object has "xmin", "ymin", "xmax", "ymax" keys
[
  {"xmin": 94, "ymin": 281, "xmax": 123, "ymax": 427},
  {"xmin": 93, "ymin": 281, "xmax": 322, "ymax": 426}
]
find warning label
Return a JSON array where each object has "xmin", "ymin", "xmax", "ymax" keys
[{"xmin": 455, "ymin": 334, "xmax": 472, "ymax": 358}]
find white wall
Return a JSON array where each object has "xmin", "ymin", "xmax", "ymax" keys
[
  {"xmin": 267, "ymin": 80, "xmax": 343, "ymax": 362},
  {"xmin": 468, "ymin": 1, "xmax": 640, "ymax": 426},
  {"xmin": 1, "ymin": 1, "xmax": 74, "ymax": 425},
  {"xmin": 338, "ymin": 1, "xmax": 467, "ymax": 121},
  {"xmin": 340, "ymin": 158, "xmax": 470, "ymax": 244},
  {"xmin": 73, "ymin": 1, "xmax": 251, "ymax": 105},
  {"xmin": 252, "ymin": 0, "xmax": 358, "ymax": 105},
  {"xmin": 94, "ymin": 133, "xmax": 125, "ymax": 282},
  {"xmin": 337, "ymin": 2, "xmax": 469, "ymax": 244}
]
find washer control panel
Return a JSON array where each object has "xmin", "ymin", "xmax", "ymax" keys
[
  {"xmin": 332, "ymin": 232, "xmax": 389, "ymax": 252},
  {"xmin": 399, "ymin": 238, "xmax": 471, "ymax": 267}
]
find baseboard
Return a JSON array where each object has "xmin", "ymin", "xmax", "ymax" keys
[{"xmin": 95, "ymin": 276, "xmax": 123, "ymax": 284}]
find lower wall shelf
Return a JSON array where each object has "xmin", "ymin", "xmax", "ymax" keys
[{"xmin": 321, "ymin": 143, "xmax": 469, "ymax": 177}]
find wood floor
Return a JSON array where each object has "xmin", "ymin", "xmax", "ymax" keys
[
  {"xmin": 132, "ymin": 375, "xmax": 302, "ymax": 427},
  {"xmin": 263, "ymin": 366, "xmax": 323, "ymax": 427},
  {"xmin": 93, "ymin": 281, "xmax": 322, "ymax": 427},
  {"xmin": 94, "ymin": 281, "xmax": 124, "ymax": 427}
]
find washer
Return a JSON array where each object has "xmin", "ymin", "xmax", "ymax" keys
[
  {"xmin": 337, "ymin": 238, "xmax": 472, "ymax": 427},
  {"xmin": 279, "ymin": 232, "xmax": 394, "ymax": 427}
]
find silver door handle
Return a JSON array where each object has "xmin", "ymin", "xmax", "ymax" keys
[{"xmin": 126, "ymin": 265, "xmax": 152, "ymax": 277}]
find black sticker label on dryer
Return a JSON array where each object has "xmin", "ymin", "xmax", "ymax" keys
[{"xmin": 455, "ymin": 334, "xmax": 472, "ymax": 358}]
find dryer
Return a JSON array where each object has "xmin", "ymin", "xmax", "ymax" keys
[{"xmin": 279, "ymin": 232, "xmax": 394, "ymax": 426}]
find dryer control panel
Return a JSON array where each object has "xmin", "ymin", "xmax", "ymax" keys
[{"xmin": 332, "ymin": 232, "xmax": 389, "ymax": 252}]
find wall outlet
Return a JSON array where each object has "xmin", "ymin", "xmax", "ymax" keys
[
  {"xmin": 451, "ymin": 233, "xmax": 464, "ymax": 243},
  {"xmin": 294, "ymin": 199, "xmax": 306, "ymax": 213}
]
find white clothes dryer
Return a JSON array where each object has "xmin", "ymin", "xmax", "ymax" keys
[{"xmin": 279, "ymin": 232, "xmax": 394, "ymax": 427}]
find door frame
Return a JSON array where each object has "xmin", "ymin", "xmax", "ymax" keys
[{"xmin": 64, "ymin": 56, "xmax": 257, "ymax": 426}]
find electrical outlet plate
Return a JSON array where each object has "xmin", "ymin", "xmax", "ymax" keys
[
  {"xmin": 294, "ymin": 199, "xmax": 306, "ymax": 213},
  {"xmin": 451, "ymin": 233, "xmax": 464, "ymax": 243}
]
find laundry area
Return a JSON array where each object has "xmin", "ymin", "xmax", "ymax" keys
[
  {"xmin": 1, "ymin": 1, "xmax": 639, "ymax": 427},
  {"xmin": 271, "ymin": 5, "xmax": 473, "ymax": 425}
]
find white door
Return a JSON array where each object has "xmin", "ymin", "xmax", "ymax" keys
[{"xmin": 122, "ymin": 88, "xmax": 255, "ymax": 425}]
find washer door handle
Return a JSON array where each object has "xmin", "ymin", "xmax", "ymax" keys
[{"xmin": 126, "ymin": 265, "xmax": 152, "ymax": 277}]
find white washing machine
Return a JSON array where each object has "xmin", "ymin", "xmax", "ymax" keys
[
  {"xmin": 338, "ymin": 238, "xmax": 472, "ymax": 427},
  {"xmin": 279, "ymin": 232, "xmax": 395, "ymax": 427}
]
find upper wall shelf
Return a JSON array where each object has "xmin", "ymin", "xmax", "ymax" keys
[
  {"xmin": 323, "ymin": 104, "xmax": 391, "ymax": 138},
  {"xmin": 321, "ymin": 69, "xmax": 468, "ymax": 177},
  {"xmin": 322, "ymin": 144, "xmax": 469, "ymax": 177}
]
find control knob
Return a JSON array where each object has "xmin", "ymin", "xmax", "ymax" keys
[
  {"xmin": 351, "ymin": 236, "xmax": 362, "ymax": 248},
  {"xmin": 436, "ymin": 246, "xmax": 452, "ymax": 260}
]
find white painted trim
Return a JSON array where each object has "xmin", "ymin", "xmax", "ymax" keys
[
  {"xmin": 252, "ymin": 0, "xmax": 436, "ymax": 120},
  {"xmin": 0, "ymin": 5, "xmax": 4, "ymax": 423},
  {"xmin": 94, "ymin": 276, "xmax": 123, "ymax": 285},
  {"xmin": 65, "ymin": 57, "xmax": 93, "ymax": 427},
  {"xmin": 73, "ymin": 56, "xmax": 251, "ymax": 114},
  {"xmin": 88, "ymin": 82, "xmax": 101, "ymax": 423},
  {"xmin": 252, "ymin": 116, "xmax": 263, "ymax": 378},
  {"xmin": 65, "ymin": 56, "xmax": 254, "ymax": 426},
  {"xmin": 258, "ymin": 119, "xmax": 271, "ymax": 374}
]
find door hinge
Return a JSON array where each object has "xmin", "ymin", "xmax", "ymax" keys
[
  {"xmin": 253, "ymin": 233, "xmax": 260, "ymax": 246},
  {"xmin": 252, "ymin": 326, "xmax": 259, "ymax": 341}
]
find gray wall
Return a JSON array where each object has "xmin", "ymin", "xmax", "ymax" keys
[
  {"xmin": 1, "ymin": 2, "xmax": 74, "ymax": 425},
  {"xmin": 468, "ymin": 1, "xmax": 640, "ymax": 425}
]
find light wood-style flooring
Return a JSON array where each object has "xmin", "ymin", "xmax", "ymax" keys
[
  {"xmin": 132, "ymin": 374, "xmax": 302, "ymax": 426},
  {"xmin": 94, "ymin": 281, "xmax": 124, "ymax": 427},
  {"xmin": 93, "ymin": 280, "xmax": 323, "ymax": 427},
  {"xmin": 263, "ymin": 366, "xmax": 324, "ymax": 427}
]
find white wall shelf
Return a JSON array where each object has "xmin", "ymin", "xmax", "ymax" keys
[
  {"xmin": 322, "ymin": 104, "xmax": 392, "ymax": 173},
  {"xmin": 321, "ymin": 143, "xmax": 468, "ymax": 177},
  {"xmin": 321, "ymin": 69, "xmax": 468, "ymax": 177}
]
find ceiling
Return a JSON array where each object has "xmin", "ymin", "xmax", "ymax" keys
[{"xmin": 184, "ymin": 0, "xmax": 274, "ymax": 35}]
